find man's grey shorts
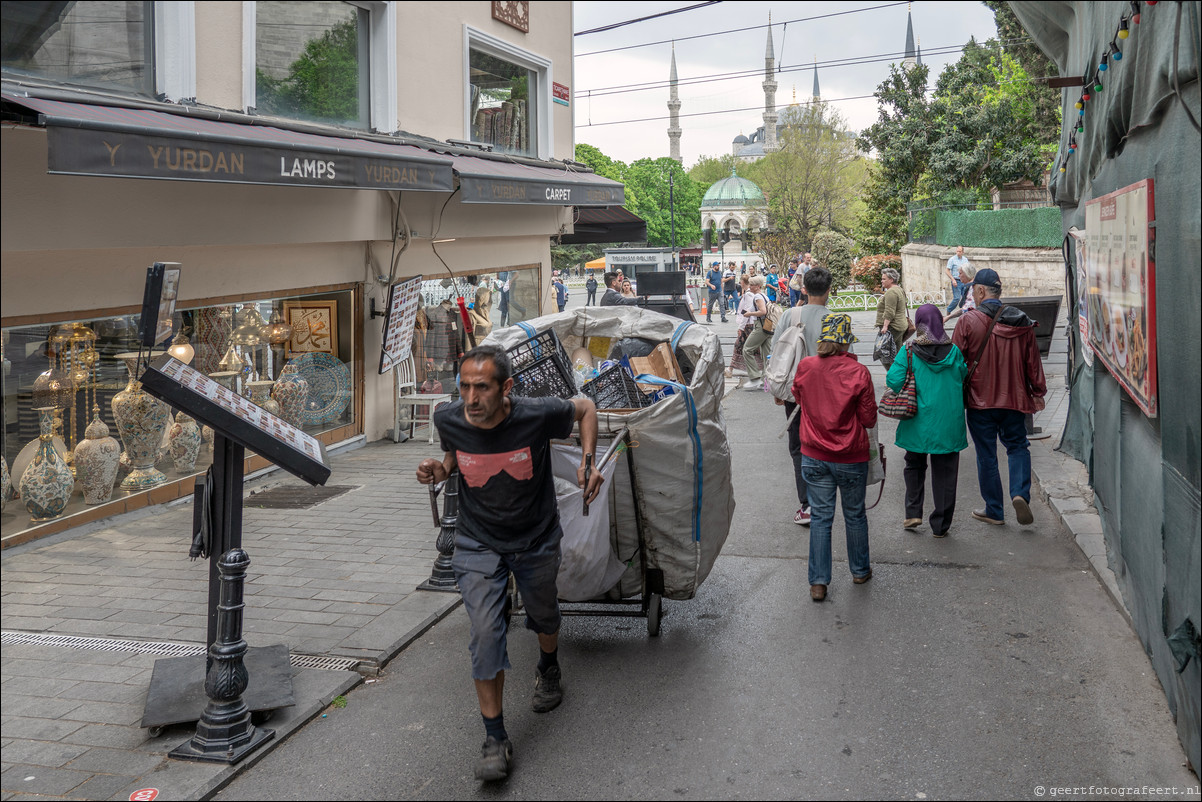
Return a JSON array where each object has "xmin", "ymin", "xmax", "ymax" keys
[{"xmin": 452, "ymin": 528, "xmax": 562, "ymax": 681}]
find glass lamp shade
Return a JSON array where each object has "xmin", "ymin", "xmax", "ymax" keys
[
  {"xmin": 218, "ymin": 345, "xmax": 244, "ymax": 372},
  {"xmin": 33, "ymin": 368, "xmax": 71, "ymax": 408},
  {"xmin": 264, "ymin": 310, "xmax": 293, "ymax": 346},
  {"xmin": 167, "ymin": 332, "xmax": 195, "ymax": 364},
  {"xmin": 228, "ymin": 322, "xmax": 263, "ymax": 347}
]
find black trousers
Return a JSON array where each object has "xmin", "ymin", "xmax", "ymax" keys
[
  {"xmin": 586, "ymin": 288, "xmax": 597, "ymax": 305},
  {"xmin": 903, "ymin": 451, "xmax": 960, "ymax": 534},
  {"xmin": 784, "ymin": 401, "xmax": 808, "ymax": 509}
]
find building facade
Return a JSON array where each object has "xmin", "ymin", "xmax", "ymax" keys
[{"xmin": 1, "ymin": 1, "xmax": 623, "ymax": 544}]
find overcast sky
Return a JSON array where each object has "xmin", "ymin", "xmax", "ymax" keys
[{"xmin": 571, "ymin": 1, "xmax": 999, "ymax": 168}]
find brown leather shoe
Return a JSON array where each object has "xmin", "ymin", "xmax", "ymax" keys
[
  {"xmin": 972, "ymin": 509, "xmax": 1005, "ymax": 525},
  {"xmin": 903, "ymin": 518, "xmax": 922, "ymax": 530},
  {"xmin": 810, "ymin": 584, "xmax": 827, "ymax": 602},
  {"xmin": 852, "ymin": 569, "xmax": 873, "ymax": 585},
  {"xmin": 1012, "ymin": 496, "xmax": 1034, "ymax": 525}
]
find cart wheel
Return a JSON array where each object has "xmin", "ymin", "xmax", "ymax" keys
[
  {"xmin": 252, "ymin": 709, "xmax": 273, "ymax": 725},
  {"xmin": 147, "ymin": 726, "xmax": 164, "ymax": 738},
  {"xmin": 646, "ymin": 593, "xmax": 662, "ymax": 637}
]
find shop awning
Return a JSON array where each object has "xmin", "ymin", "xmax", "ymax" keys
[
  {"xmin": 452, "ymin": 153, "xmax": 624, "ymax": 206},
  {"xmin": 559, "ymin": 205, "xmax": 647, "ymax": 244},
  {"xmin": 2, "ymin": 93, "xmax": 455, "ymax": 191}
]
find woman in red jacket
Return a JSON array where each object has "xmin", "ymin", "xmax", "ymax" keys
[{"xmin": 792, "ymin": 314, "xmax": 878, "ymax": 602}]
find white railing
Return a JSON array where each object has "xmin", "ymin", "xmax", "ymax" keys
[{"xmin": 825, "ymin": 290, "xmax": 949, "ymax": 312}]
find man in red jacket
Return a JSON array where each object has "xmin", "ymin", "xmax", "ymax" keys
[
  {"xmin": 951, "ymin": 268, "xmax": 1046, "ymax": 526},
  {"xmin": 792, "ymin": 313, "xmax": 878, "ymax": 601}
]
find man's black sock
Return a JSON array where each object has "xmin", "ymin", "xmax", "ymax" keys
[
  {"xmin": 537, "ymin": 648, "xmax": 558, "ymax": 675},
  {"xmin": 483, "ymin": 712, "xmax": 507, "ymax": 742}
]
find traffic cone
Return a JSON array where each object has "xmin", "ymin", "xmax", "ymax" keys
[{"xmin": 701, "ymin": 296, "xmax": 708, "ymax": 316}]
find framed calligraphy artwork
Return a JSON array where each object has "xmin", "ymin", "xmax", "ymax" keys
[{"xmin": 282, "ymin": 300, "xmax": 339, "ymax": 358}]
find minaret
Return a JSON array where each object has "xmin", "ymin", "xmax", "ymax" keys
[
  {"xmin": 762, "ymin": 15, "xmax": 779, "ymax": 153},
  {"xmin": 812, "ymin": 57, "xmax": 821, "ymax": 102},
  {"xmin": 902, "ymin": 4, "xmax": 918, "ymax": 70},
  {"xmin": 916, "ymin": 37, "xmax": 923, "ymax": 67},
  {"xmin": 667, "ymin": 44, "xmax": 682, "ymax": 163}
]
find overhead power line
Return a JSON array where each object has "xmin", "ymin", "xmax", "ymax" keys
[
  {"xmin": 576, "ymin": 2, "xmax": 909, "ymax": 57},
  {"xmin": 576, "ymin": 94, "xmax": 878, "ymax": 129},
  {"xmin": 575, "ymin": 2, "xmax": 722, "ymax": 37}
]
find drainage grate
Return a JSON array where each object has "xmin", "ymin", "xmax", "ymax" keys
[
  {"xmin": 244, "ymin": 484, "xmax": 357, "ymax": 509},
  {"xmin": 1, "ymin": 631, "xmax": 360, "ymax": 672}
]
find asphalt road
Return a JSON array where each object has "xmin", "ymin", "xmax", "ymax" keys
[{"xmin": 218, "ymin": 364, "xmax": 1197, "ymax": 800}]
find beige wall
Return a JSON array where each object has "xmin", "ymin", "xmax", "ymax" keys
[
  {"xmin": 189, "ymin": 2, "xmax": 575, "ymax": 160},
  {"xmin": 900, "ymin": 243, "xmax": 1066, "ymax": 300}
]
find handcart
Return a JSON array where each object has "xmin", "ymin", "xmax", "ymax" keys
[
  {"xmin": 485, "ymin": 307, "xmax": 736, "ymax": 638},
  {"xmin": 507, "ymin": 426, "xmax": 666, "ymax": 636}
]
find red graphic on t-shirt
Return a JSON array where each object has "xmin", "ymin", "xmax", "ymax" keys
[{"xmin": 457, "ymin": 448, "xmax": 534, "ymax": 487}]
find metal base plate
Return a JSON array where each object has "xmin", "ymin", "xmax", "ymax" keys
[
  {"xmin": 169, "ymin": 723, "xmax": 275, "ymax": 764},
  {"xmin": 141, "ymin": 644, "xmax": 295, "ymax": 729}
]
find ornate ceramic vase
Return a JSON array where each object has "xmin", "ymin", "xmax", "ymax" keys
[
  {"xmin": 247, "ymin": 380, "xmax": 281, "ymax": 417},
  {"xmin": 112, "ymin": 353, "xmax": 170, "ymax": 491},
  {"xmin": 1, "ymin": 454, "xmax": 11, "ymax": 512},
  {"xmin": 19, "ymin": 407, "xmax": 75, "ymax": 522},
  {"xmin": 73, "ymin": 408, "xmax": 120, "ymax": 505},
  {"xmin": 168, "ymin": 412, "xmax": 202, "ymax": 473},
  {"xmin": 272, "ymin": 363, "xmax": 309, "ymax": 427}
]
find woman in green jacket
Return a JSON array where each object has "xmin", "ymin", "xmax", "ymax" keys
[{"xmin": 886, "ymin": 304, "xmax": 968, "ymax": 537}]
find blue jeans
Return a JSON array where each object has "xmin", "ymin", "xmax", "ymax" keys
[
  {"xmin": 801, "ymin": 456, "xmax": 871, "ymax": 586},
  {"xmin": 965, "ymin": 408, "xmax": 1031, "ymax": 521},
  {"xmin": 946, "ymin": 282, "xmax": 966, "ymax": 314},
  {"xmin": 789, "ymin": 288, "xmax": 802, "ymax": 308},
  {"xmin": 724, "ymin": 289, "xmax": 739, "ymax": 314},
  {"xmin": 707, "ymin": 291, "xmax": 724, "ymax": 320},
  {"xmin": 452, "ymin": 529, "xmax": 562, "ymax": 681}
]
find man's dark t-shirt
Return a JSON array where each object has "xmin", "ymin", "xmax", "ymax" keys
[{"xmin": 434, "ymin": 396, "xmax": 575, "ymax": 553}]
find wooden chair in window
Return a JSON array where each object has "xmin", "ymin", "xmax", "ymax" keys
[{"xmin": 393, "ymin": 356, "xmax": 452, "ymax": 444}]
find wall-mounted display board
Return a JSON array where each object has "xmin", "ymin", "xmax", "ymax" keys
[
  {"xmin": 1082, "ymin": 179, "xmax": 1158, "ymax": 417},
  {"xmin": 379, "ymin": 275, "xmax": 423, "ymax": 374},
  {"xmin": 140, "ymin": 354, "xmax": 331, "ymax": 485}
]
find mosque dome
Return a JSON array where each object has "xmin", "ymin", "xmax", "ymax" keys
[
  {"xmin": 701, "ymin": 169, "xmax": 766, "ymax": 208},
  {"xmin": 732, "ymin": 133, "xmax": 749, "ymax": 145}
]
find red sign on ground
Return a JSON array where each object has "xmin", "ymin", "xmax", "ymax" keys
[{"xmin": 129, "ymin": 790, "xmax": 159, "ymax": 801}]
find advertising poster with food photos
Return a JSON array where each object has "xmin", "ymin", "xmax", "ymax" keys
[
  {"xmin": 379, "ymin": 275, "xmax": 423, "ymax": 374},
  {"xmin": 1083, "ymin": 179, "xmax": 1158, "ymax": 417}
]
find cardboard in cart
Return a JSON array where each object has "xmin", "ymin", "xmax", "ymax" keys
[{"xmin": 629, "ymin": 342, "xmax": 684, "ymax": 394}]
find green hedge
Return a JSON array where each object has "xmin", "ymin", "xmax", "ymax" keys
[{"xmin": 935, "ymin": 207, "xmax": 1061, "ymax": 248}]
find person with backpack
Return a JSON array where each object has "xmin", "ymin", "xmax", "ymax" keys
[
  {"xmin": 886, "ymin": 304, "xmax": 968, "ymax": 538},
  {"xmin": 738, "ymin": 275, "xmax": 772, "ymax": 391},
  {"xmin": 728, "ymin": 274, "xmax": 753, "ymax": 381},
  {"xmin": 792, "ymin": 313, "xmax": 878, "ymax": 602},
  {"xmin": 768, "ymin": 267, "xmax": 833, "ymax": 525}
]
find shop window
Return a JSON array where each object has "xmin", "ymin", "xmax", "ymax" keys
[
  {"xmin": 415, "ymin": 266, "xmax": 540, "ymax": 388},
  {"xmin": 1, "ymin": 289, "xmax": 356, "ymax": 539},
  {"xmin": 467, "ymin": 29, "xmax": 549, "ymax": 158},
  {"xmin": 254, "ymin": 0, "xmax": 377, "ymax": 128},
  {"xmin": 1, "ymin": 1, "xmax": 155, "ymax": 96}
]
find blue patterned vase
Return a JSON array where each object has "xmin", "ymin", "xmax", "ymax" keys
[
  {"xmin": 19, "ymin": 407, "xmax": 75, "ymax": 522},
  {"xmin": 112, "ymin": 353, "xmax": 169, "ymax": 491}
]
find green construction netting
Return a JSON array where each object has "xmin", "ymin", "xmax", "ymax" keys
[{"xmin": 1012, "ymin": 0, "xmax": 1201, "ymax": 771}]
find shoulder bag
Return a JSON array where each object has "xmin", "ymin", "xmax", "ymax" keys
[{"xmin": 878, "ymin": 345, "xmax": 918, "ymax": 419}]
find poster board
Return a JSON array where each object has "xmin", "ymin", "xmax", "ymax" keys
[
  {"xmin": 139, "ymin": 262, "xmax": 182, "ymax": 347},
  {"xmin": 379, "ymin": 275, "xmax": 423, "ymax": 374},
  {"xmin": 1082, "ymin": 179, "xmax": 1158, "ymax": 417},
  {"xmin": 140, "ymin": 353, "xmax": 331, "ymax": 486}
]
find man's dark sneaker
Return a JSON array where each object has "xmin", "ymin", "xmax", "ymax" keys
[
  {"xmin": 475, "ymin": 736, "xmax": 513, "ymax": 782},
  {"xmin": 532, "ymin": 665, "xmax": 562, "ymax": 713}
]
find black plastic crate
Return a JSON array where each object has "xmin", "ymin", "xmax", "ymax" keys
[
  {"xmin": 582, "ymin": 362, "xmax": 651, "ymax": 410},
  {"xmin": 506, "ymin": 329, "xmax": 570, "ymax": 373},
  {"xmin": 512, "ymin": 355, "xmax": 576, "ymax": 400}
]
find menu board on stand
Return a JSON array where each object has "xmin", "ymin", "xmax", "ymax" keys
[
  {"xmin": 1082, "ymin": 179, "xmax": 1158, "ymax": 417},
  {"xmin": 136, "ymin": 352, "xmax": 330, "ymax": 763}
]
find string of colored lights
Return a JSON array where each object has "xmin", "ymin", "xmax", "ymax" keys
[{"xmin": 1060, "ymin": 1, "xmax": 1154, "ymax": 175}]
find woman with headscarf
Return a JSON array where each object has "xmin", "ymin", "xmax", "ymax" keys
[
  {"xmin": 875, "ymin": 267, "xmax": 910, "ymax": 368},
  {"xmin": 792, "ymin": 313, "xmax": 878, "ymax": 602},
  {"xmin": 886, "ymin": 304, "xmax": 968, "ymax": 538}
]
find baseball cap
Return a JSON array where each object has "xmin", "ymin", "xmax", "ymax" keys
[{"xmin": 973, "ymin": 268, "xmax": 1002, "ymax": 289}]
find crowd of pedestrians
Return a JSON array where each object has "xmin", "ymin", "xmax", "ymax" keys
[{"xmin": 725, "ymin": 251, "xmax": 1047, "ymax": 602}]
